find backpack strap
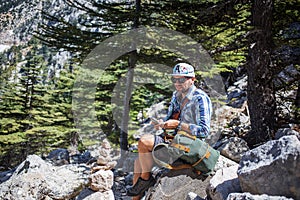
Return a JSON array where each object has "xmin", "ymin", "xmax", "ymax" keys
[
  {"xmin": 171, "ymin": 97, "xmax": 190, "ymax": 120},
  {"xmin": 170, "ymin": 143, "xmax": 190, "ymax": 152},
  {"xmin": 177, "ymin": 131, "xmax": 196, "ymax": 140},
  {"xmin": 192, "ymin": 144, "xmax": 210, "ymax": 167},
  {"xmin": 152, "ymin": 143, "xmax": 202, "ymax": 174},
  {"xmin": 180, "ymin": 97, "xmax": 189, "ymax": 112},
  {"xmin": 166, "ymin": 163, "xmax": 193, "ymax": 170},
  {"xmin": 169, "ymin": 131, "xmax": 197, "ymax": 152}
]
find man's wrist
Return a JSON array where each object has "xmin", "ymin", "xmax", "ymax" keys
[
  {"xmin": 176, "ymin": 121, "xmax": 182, "ymax": 131},
  {"xmin": 179, "ymin": 122, "xmax": 193, "ymax": 134}
]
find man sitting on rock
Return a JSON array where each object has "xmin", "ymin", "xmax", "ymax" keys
[{"xmin": 126, "ymin": 63, "xmax": 212, "ymax": 199}]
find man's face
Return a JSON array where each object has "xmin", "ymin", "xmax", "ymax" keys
[{"xmin": 172, "ymin": 76, "xmax": 194, "ymax": 93}]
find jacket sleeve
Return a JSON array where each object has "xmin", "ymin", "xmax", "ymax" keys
[{"xmin": 189, "ymin": 93, "xmax": 212, "ymax": 138}]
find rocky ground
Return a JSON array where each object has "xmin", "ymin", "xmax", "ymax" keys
[{"xmin": 0, "ymin": 70, "xmax": 299, "ymax": 200}]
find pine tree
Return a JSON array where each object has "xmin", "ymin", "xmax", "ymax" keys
[
  {"xmin": 36, "ymin": 0, "xmax": 251, "ymax": 149},
  {"xmin": 245, "ymin": 0, "xmax": 275, "ymax": 147},
  {"xmin": 0, "ymin": 41, "xmax": 47, "ymax": 167},
  {"xmin": 36, "ymin": 0, "xmax": 300, "ymax": 150},
  {"xmin": 0, "ymin": 39, "xmax": 79, "ymax": 168}
]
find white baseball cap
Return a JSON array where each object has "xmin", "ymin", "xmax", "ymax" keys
[{"xmin": 170, "ymin": 63, "xmax": 195, "ymax": 77}]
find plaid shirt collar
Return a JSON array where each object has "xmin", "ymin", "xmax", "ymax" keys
[{"xmin": 175, "ymin": 85, "xmax": 196, "ymax": 102}]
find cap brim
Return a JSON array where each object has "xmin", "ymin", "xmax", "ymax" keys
[{"xmin": 169, "ymin": 74, "xmax": 195, "ymax": 77}]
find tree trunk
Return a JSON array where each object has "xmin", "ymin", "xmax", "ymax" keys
[
  {"xmin": 120, "ymin": 52, "xmax": 136, "ymax": 152},
  {"xmin": 246, "ymin": 0, "xmax": 276, "ymax": 147},
  {"xmin": 295, "ymin": 81, "xmax": 300, "ymax": 123},
  {"xmin": 119, "ymin": 0, "xmax": 141, "ymax": 154}
]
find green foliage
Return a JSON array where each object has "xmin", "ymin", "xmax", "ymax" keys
[
  {"xmin": 1, "ymin": 0, "xmax": 299, "ymax": 168},
  {"xmin": 34, "ymin": 0, "xmax": 253, "ymax": 150},
  {"xmin": 0, "ymin": 39, "xmax": 81, "ymax": 169},
  {"xmin": 0, "ymin": 132, "xmax": 26, "ymax": 145}
]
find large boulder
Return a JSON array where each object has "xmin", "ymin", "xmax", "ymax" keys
[
  {"xmin": 213, "ymin": 154, "xmax": 239, "ymax": 172},
  {"xmin": 226, "ymin": 192, "xmax": 294, "ymax": 200},
  {"xmin": 145, "ymin": 155, "xmax": 237, "ymax": 200},
  {"xmin": 75, "ymin": 189, "xmax": 115, "ymax": 200},
  {"xmin": 0, "ymin": 155, "xmax": 90, "ymax": 199},
  {"xmin": 145, "ymin": 168, "xmax": 211, "ymax": 200},
  {"xmin": 216, "ymin": 137, "xmax": 249, "ymax": 162},
  {"xmin": 85, "ymin": 190, "xmax": 114, "ymax": 200},
  {"xmin": 206, "ymin": 165, "xmax": 241, "ymax": 200},
  {"xmin": 237, "ymin": 135, "xmax": 300, "ymax": 200}
]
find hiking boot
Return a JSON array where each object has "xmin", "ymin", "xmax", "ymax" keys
[{"xmin": 126, "ymin": 176, "xmax": 156, "ymax": 196}]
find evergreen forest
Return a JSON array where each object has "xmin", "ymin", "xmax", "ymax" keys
[{"xmin": 0, "ymin": 0, "xmax": 299, "ymax": 170}]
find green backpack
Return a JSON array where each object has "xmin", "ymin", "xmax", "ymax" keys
[{"xmin": 152, "ymin": 131, "xmax": 220, "ymax": 175}]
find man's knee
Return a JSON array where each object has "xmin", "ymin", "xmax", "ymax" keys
[
  {"xmin": 134, "ymin": 158, "xmax": 140, "ymax": 168},
  {"xmin": 138, "ymin": 134, "xmax": 154, "ymax": 149}
]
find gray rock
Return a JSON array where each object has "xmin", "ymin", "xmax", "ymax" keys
[
  {"xmin": 145, "ymin": 155, "xmax": 237, "ymax": 200},
  {"xmin": 234, "ymin": 76, "xmax": 248, "ymax": 90},
  {"xmin": 119, "ymin": 152, "xmax": 138, "ymax": 173},
  {"xmin": 226, "ymin": 192, "xmax": 294, "ymax": 200},
  {"xmin": 237, "ymin": 135, "xmax": 300, "ymax": 200},
  {"xmin": 76, "ymin": 190, "xmax": 115, "ymax": 200},
  {"xmin": 207, "ymin": 165, "xmax": 241, "ymax": 200},
  {"xmin": 145, "ymin": 168, "xmax": 211, "ymax": 200},
  {"xmin": 187, "ymin": 192, "xmax": 205, "ymax": 200},
  {"xmin": 46, "ymin": 148, "xmax": 70, "ymax": 166},
  {"xmin": 0, "ymin": 168, "xmax": 15, "ymax": 184},
  {"xmin": 146, "ymin": 101, "xmax": 168, "ymax": 120},
  {"xmin": 211, "ymin": 103, "xmax": 250, "ymax": 141},
  {"xmin": 70, "ymin": 151, "xmax": 92, "ymax": 164},
  {"xmin": 134, "ymin": 101, "xmax": 169, "ymax": 139},
  {"xmin": 214, "ymin": 155, "xmax": 239, "ymax": 172},
  {"xmin": 75, "ymin": 188, "xmax": 95, "ymax": 200},
  {"xmin": 0, "ymin": 155, "xmax": 90, "ymax": 200},
  {"xmin": 274, "ymin": 64, "xmax": 300, "ymax": 89},
  {"xmin": 226, "ymin": 76, "xmax": 248, "ymax": 108},
  {"xmin": 135, "ymin": 123, "xmax": 157, "ymax": 138},
  {"xmin": 90, "ymin": 170, "xmax": 114, "ymax": 192},
  {"xmin": 217, "ymin": 137, "xmax": 250, "ymax": 162},
  {"xmin": 274, "ymin": 128, "xmax": 300, "ymax": 140}
]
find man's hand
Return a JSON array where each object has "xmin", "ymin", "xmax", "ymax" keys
[
  {"xmin": 163, "ymin": 119, "xmax": 180, "ymax": 129},
  {"xmin": 152, "ymin": 119, "xmax": 164, "ymax": 130}
]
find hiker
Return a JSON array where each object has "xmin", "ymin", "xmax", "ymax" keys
[{"xmin": 126, "ymin": 63, "xmax": 212, "ymax": 199}]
